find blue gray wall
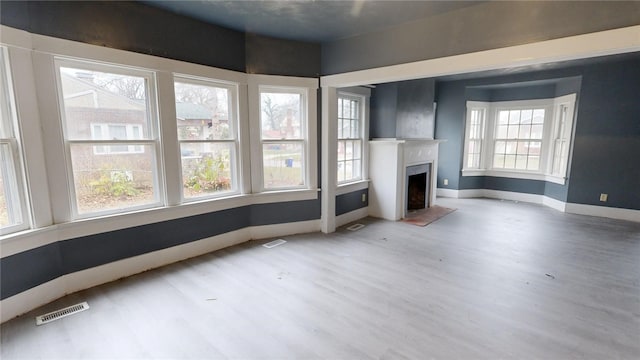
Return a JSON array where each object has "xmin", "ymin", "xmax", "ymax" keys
[
  {"xmin": 0, "ymin": 199, "xmax": 320, "ymax": 300},
  {"xmin": 0, "ymin": 1, "xmax": 326, "ymax": 301},
  {"xmin": 434, "ymin": 54, "xmax": 640, "ymax": 210},
  {"xmin": 336, "ymin": 188, "xmax": 369, "ymax": 216},
  {"xmin": 321, "ymin": 1, "xmax": 640, "ymax": 75},
  {"xmin": 370, "ymin": 78, "xmax": 435, "ymax": 139},
  {"xmin": 0, "ymin": 1, "xmax": 321, "ymax": 77},
  {"xmin": 0, "ymin": 1, "xmax": 371, "ymax": 302}
]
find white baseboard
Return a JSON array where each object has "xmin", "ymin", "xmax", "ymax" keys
[
  {"xmin": 0, "ymin": 277, "xmax": 66, "ymax": 324},
  {"xmin": 437, "ymin": 187, "xmax": 638, "ymax": 223},
  {"xmin": 542, "ymin": 196, "xmax": 567, "ymax": 212},
  {"xmin": 1, "ymin": 220, "xmax": 321, "ymax": 324},
  {"xmin": 249, "ymin": 219, "xmax": 321, "ymax": 240},
  {"xmin": 482, "ymin": 189, "xmax": 543, "ymax": 204},
  {"xmin": 335, "ymin": 207, "xmax": 369, "ymax": 228},
  {"xmin": 565, "ymin": 203, "xmax": 640, "ymax": 223}
]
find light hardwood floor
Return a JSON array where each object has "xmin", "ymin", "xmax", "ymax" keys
[{"xmin": 2, "ymin": 198, "xmax": 639, "ymax": 359}]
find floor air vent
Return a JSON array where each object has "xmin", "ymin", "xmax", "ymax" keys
[
  {"xmin": 35, "ymin": 302, "xmax": 89, "ymax": 325},
  {"xmin": 263, "ymin": 239, "xmax": 287, "ymax": 248},
  {"xmin": 347, "ymin": 223, "xmax": 365, "ymax": 231}
]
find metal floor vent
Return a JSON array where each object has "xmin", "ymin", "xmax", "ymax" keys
[
  {"xmin": 263, "ymin": 239, "xmax": 287, "ymax": 248},
  {"xmin": 35, "ymin": 302, "xmax": 89, "ymax": 326},
  {"xmin": 347, "ymin": 223, "xmax": 365, "ymax": 231}
]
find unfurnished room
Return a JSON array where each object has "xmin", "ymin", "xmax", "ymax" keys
[{"xmin": 1, "ymin": 1, "xmax": 639, "ymax": 359}]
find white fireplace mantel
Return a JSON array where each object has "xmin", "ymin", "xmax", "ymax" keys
[{"xmin": 368, "ymin": 138, "xmax": 444, "ymax": 221}]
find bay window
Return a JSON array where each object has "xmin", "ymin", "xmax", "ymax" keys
[{"xmin": 463, "ymin": 94, "xmax": 576, "ymax": 184}]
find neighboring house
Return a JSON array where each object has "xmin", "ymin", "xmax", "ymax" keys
[{"xmin": 60, "ymin": 72, "xmax": 151, "ymax": 191}]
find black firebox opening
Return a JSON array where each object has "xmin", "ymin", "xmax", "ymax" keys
[{"xmin": 407, "ymin": 172, "xmax": 427, "ymax": 210}]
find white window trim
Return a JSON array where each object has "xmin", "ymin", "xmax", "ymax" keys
[
  {"xmin": 248, "ymin": 74, "xmax": 318, "ymax": 195},
  {"xmin": 337, "ymin": 91, "xmax": 366, "ymax": 185},
  {"xmin": 337, "ymin": 86, "xmax": 370, "ymax": 190},
  {"xmin": 462, "ymin": 94, "xmax": 577, "ymax": 185},
  {"xmin": 54, "ymin": 58, "xmax": 165, "ymax": 219},
  {"xmin": 90, "ymin": 123, "xmax": 145, "ymax": 154},
  {"xmin": 0, "ymin": 47, "xmax": 31, "ymax": 235},
  {"xmin": 173, "ymin": 74, "xmax": 242, "ymax": 203}
]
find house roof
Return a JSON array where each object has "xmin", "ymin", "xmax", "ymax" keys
[
  {"xmin": 175, "ymin": 102, "xmax": 212, "ymax": 120},
  {"xmin": 60, "ymin": 73, "xmax": 146, "ymax": 111}
]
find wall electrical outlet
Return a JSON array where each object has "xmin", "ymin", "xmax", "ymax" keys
[
  {"xmin": 362, "ymin": 193, "xmax": 367, "ymax": 203},
  {"xmin": 443, "ymin": 179, "xmax": 449, "ymax": 186},
  {"xmin": 599, "ymin": 193, "xmax": 608, "ymax": 202}
]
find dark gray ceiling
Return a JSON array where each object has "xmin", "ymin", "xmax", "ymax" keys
[{"xmin": 142, "ymin": 0, "xmax": 483, "ymax": 43}]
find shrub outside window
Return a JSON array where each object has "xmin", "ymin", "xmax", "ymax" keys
[
  {"xmin": 56, "ymin": 60, "xmax": 162, "ymax": 217},
  {"xmin": 174, "ymin": 77, "xmax": 238, "ymax": 200}
]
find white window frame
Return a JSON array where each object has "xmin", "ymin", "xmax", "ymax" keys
[
  {"xmin": 90, "ymin": 123, "xmax": 144, "ymax": 154},
  {"xmin": 54, "ymin": 58, "xmax": 165, "ymax": 219},
  {"xmin": 173, "ymin": 75, "xmax": 241, "ymax": 202},
  {"xmin": 0, "ymin": 47, "xmax": 30, "ymax": 235},
  {"xmin": 462, "ymin": 94, "xmax": 576, "ymax": 185},
  {"xmin": 248, "ymin": 75, "xmax": 318, "ymax": 195},
  {"xmin": 337, "ymin": 91, "xmax": 366, "ymax": 185}
]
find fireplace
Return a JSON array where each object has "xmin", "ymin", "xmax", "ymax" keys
[
  {"xmin": 406, "ymin": 163, "xmax": 430, "ymax": 211},
  {"xmin": 368, "ymin": 138, "xmax": 443, "ymax": 221}
]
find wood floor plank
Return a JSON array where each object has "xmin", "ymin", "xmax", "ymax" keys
[{"xmin": 1, "ymin": 198, "xmax": 639, "ymax": 359}]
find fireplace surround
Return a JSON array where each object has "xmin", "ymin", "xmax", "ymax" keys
[{"xmin": 369, "ymin": 138, "xmax": 443, "ymax": 221}]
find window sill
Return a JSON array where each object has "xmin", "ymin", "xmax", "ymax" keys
[
  {"xmin": 250, "ymin": 188, "xmax": 320, "ymax": 204},
  {"xmin": 462, "ymin": 169, "xmax": 566, "ymax": 185},
  {"xmin": 336, "ymin": 179, "xmax": 370, "ymax": 195},
  {"xmin": 1, "ymin": 190, "xmax": 321, "ymax": 256}
]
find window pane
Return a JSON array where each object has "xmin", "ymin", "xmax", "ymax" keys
[
  {"xmin": 496, "ymin": 125, "xmax": 508, "ymax": 139},
  {"xmin": 0, "ymin": 144, "xmax": 23, "ymax": 228},
  {"xmin": 260, "ymin": 92, "xmax": 302, "ymax": 140},
  {"xmin": 345, "ymin": 140, "xmax": 353, "ymax": 160},
  {"xmin": 344, "ymin": 160, "xmax": 353, "ymax": 180},
  {"xmin": 353, "ymin": 159, "xmax": 362, "ymax": 179},
  {"xmin": 174, "ymin": 81, "xmax": 231, "ymax": 141},
  {"xmin": 515, "ymin": 155, "xmax": 528, "ymax": 170},
  {"xmin": 507, "ymin": 125, "xmax": 519, "ymax": 139},
  {"xmin": 262, "ymin": 142, "xmax": 304, "ymax": 188},
  {"xmin": 351, "ymin": 119, "xmax": 359, "ymax": 139},
  {"xmin": 527, "ymin": 156, "xmax": 540, "ymax": 170},
  {"xmin": 337, "ymin": 141, "xmax": 345, "ymax": 161},
  {"xmin": 508, "ymin": 110, "xmax": 520, "ymax": 124},
  {"xmin": 353, "ymin": 140, "xmax": 362, "ymax": 159},
  {"xmin": 531, "ymin": 124, "xmax": 544, "ymax": 139},
  {"xmin": 493, "ymin": 154, "xmax": 505, "ymax": 168},
  {"xmin": 519, "ymin": 124, "xmax": 531, "ymax": 139},
  {"xmin": 520, "ymin": 110, "xmax": 533, "ymax": 124},
  {"xmin": 516, "ymin": 141, "xmax": 529, "ymax": 155},
  {"xmin": 70, "ymin": 144, "xmax": 159, "ymax": 214},
  {"xmin": 532, "ymin": 109, "xmax": 545, "ymax": 124},
  {"xmin": 181, "ymin": 142, "xmax": 233, "ymax": 199},
  {"xmin": 59, "ymin": 67, "xmax": 150, "ymax": 141},
  {"xmin": 498, "ymin": 111, "xmax": 509, "ymax": 125}
]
